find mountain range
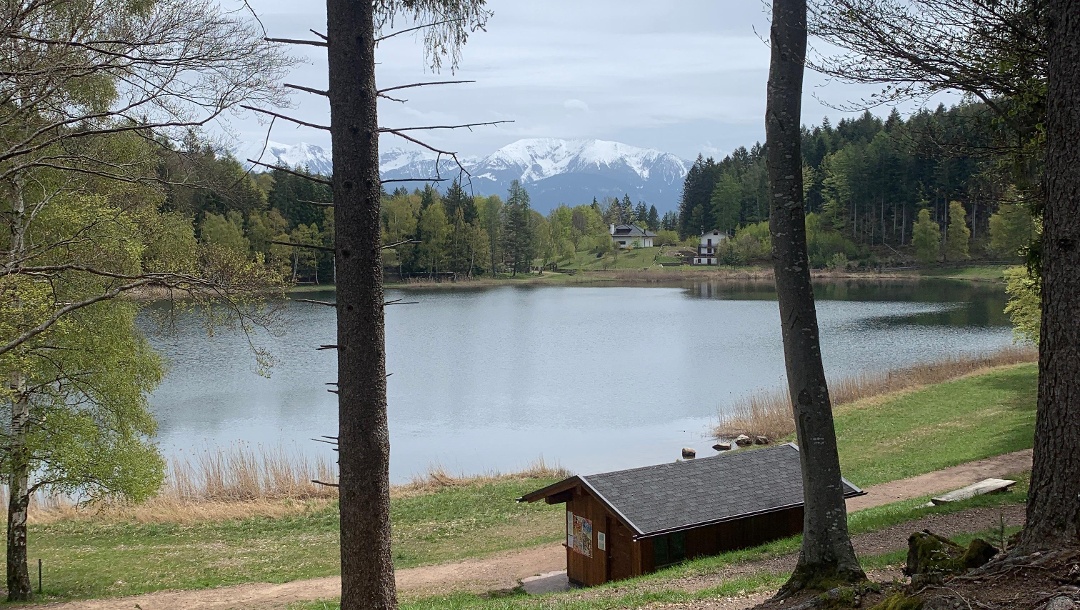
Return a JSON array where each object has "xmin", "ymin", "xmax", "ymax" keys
[{"xmin": 256, "ymin": 138, "xmax": 690, "ymax": 213}]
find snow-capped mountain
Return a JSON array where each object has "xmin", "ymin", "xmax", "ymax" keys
[
  {"xmin": 255, "ymin": 138, "xmax": 690, "ymax": 213},
  {"xmin": 261, "ymin": 141, "xmax": 334, "ymax": 176}
]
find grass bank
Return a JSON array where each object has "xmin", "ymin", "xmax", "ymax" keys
[
  {"xmin": 716, "ymin": 347, "xmax": 1035, "ymax": 444},
  {"xmin": 3, "ymin": 472, "xmax": 565, "ymax": 601},
  {"xmin": 291, "ymin": 477, "xmax": 1030, "ymax": 610},
  {"xmin": 0, "ymin": 356, "xmax": 1036, "ymax": 603},
  {"xmin": 718, "ymin": 355, "xmax": 1038, "ymax": 487}
]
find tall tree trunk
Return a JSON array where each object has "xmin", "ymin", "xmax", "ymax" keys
[
  {"xmin": 6, "ymin": 380, "xmax": 32, "ymax": 602},
  {"xmin": 325, "ymin": 0, "xmax": 397, "ymax": 607},
  {"xmin": 765, "ymin": 0, "xmax": 865, "ymax": 595},
  {"xmin": 1017, "ymin": 0, "xmax": 1080, "ymax": 552},
  {"xmin": 5, "ymin": 175, "xmax": 33, "ymax": 602}
]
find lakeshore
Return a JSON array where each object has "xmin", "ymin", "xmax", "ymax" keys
[{"xmin": 3, "ymin": 357, "xmax": 1037, "ymax": 607}]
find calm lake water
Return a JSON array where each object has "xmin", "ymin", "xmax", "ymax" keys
[{"xmin": 144, "ymin": 280, "xmax": 1014, "ymax": 482}]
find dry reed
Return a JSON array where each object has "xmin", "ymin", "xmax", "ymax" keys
[
  {"xmin": 8, "ymin": 447, "xmax": 569, "ymax": 524},
  {"xmin": 714, "ymin": 346, "xmax": 1037, "ymax": 442},
  {"xmin": 391, "ymin": 457, "xmax": 570, "ymax": 499}
]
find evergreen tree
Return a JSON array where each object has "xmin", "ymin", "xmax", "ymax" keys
[
  {"xmin": 634, "ymin": 201, "xmax": 648, "ymax": 224},
  {"xmin": 710, "ymin": 172, "xmax": 742, "ymax": 234},
  {"xmin": 646, "ymin": 205, "xmax": 660, "ymax": 230},
  {"xmin": 988, "ymin": 192, "xmax": 1036, "ymax": 259},
  {"xmin": 912, "ymin": 209, "xmax": 941, "ymax": 264},
  {"xmin": 501, "ymin": 181, "xmax": 535, "ymax": 276},
  {"xmin": 944, "ymin": 201, "xmax": 971, "ymax": 261}
]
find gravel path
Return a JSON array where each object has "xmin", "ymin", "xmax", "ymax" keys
[{"xmin": 37, "ymin": 450, "xmax": 1032, "ymax": 610}]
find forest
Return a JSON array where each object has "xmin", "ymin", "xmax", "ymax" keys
[
  {"xmin": 677, "ymin": 102, "xmax": 1037, "ymax": 268},
  {"xmin": 172, "ymin": 100, "xmax": 1035, "ymax": 282}
]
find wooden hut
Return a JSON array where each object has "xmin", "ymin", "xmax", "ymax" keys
[{"xmin": 518, "ymin": 443, "xmax": 864, "ymax": 586}]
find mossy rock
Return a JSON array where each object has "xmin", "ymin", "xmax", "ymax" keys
[
  {"xmin": 906, "ymin": 530, "xmax": 965, "ymax": 580},
  {"xmin": 905, "ymin": 530, "xmax": 999, "ymax": 585},
  {"xmin": 814, "ymin": 583, "xmax": 881, "ymax": 608},
  {"xmin": 961, "ymin": 537, "xmax": 999, "ymax": 569},
  {"xmin": 869, "ymin": 592, "xmax": 924, "ymax": 610}
]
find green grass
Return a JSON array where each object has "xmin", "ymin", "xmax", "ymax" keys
[
  {"xmin": 917, "ymin": 265, "xmax": 1010, "ymax": 281},
  {"xmin": 556, "ymin": 246, "xmax": 668, "ymax": 271},
  {"xmin": 2, "ymin": 364, "xmax": 1039, "ymax": 604},
  {"xmin": 6, "ymin": 476, "xmax": 562, "ymax": 601},
  {"xmin": 835, "ymin": 363, "xmax": 1037, "ymax": 486},
  {"xmin": 291, "ymin": 483, "xmax": 1030, "ymax": 610}
]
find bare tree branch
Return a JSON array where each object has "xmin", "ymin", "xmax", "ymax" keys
[
  {"xmin": 285, "ymin": 83, "xmax": 329, "ymax": 97},
  {"xmin": 375, "ymin": 18, "xmax": 465, "ymax": 43},
  {"xmin": 265, "ymin": 37, "xmax": 328, "ymax": 47},
  {"xmin": 241, "ymin": 105, "xmax": 330, "ymax": 131},
  {"xmin": 246, "ymin": 159, "xmax": 331, "ymax": 184},
  {"xmin": 270, "ymin": 240, "xmax": 334, "ymax": 252}
]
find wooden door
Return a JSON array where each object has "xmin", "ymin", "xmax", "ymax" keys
[{"xmin": 606, "ymin": 516, "xmax": 634, "ymax": 582}]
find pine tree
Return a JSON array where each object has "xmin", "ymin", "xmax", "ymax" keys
[
  {"xmin": 912, "ymin": 209, "xmax": 941, "ymax": 264},
  {"xmin": 944, "ymin": 201, "xmax": 971, "ymax": 261}
]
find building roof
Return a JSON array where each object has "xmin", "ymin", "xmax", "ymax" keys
[
  {"xmin": 611, "ymin": 223, "xmax": 657, "ymax": 238},
  {"xmin": 518, "ymin": 443, "xmax": 864, "ymax": 539}
]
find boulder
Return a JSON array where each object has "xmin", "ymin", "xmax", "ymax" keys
[
  {"xmin": 681, "ymin": 447, "xmax": 696, "ymax": 459},
  {"xmin": 1047, "ymin": 597, "xmax": 1077, "ymax": 610},
  {"xmin": 905, "ymin": 530, "xmax": 964, "ymax": 585},
  {"xmin": 734, "ymin": 434, "xmax": 753, "ymax": 447},
  {"xmin": 712, "ymin": 443, "xmax": 732, "ymax": 451},
  {"xmin": 905, "ymin": 530, "xmax": 999, "ymax": 585},
  {"xmin": 961, "ymin": 537, "xmax": 998, "ymax": 569},
  {"xmin": 754, "ymin": 435, "xmax": 770, "ymax": 445}
]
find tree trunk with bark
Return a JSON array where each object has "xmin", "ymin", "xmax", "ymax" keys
[
  {"xmin": 5, "ymin": 175, "xmax": 33, "ymax": 601},
  {"xmin": 1017, "ymin": 0, "xmax": 1080, "ymax": 553},
  {"xmin": 765, "ymin": 0, "xmax": 866, "ymax": 595},
  {"xmin": 6, "ymin": 382, "xmax": 31, "ymax": 601},
  {"xmin": 325, "ymin": 0, "xmax": 397, "ymax": 607}
]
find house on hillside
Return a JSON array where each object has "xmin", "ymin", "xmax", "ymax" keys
[
  {"xmin": 610, "ymin": 223, "xmax": 657, "ymax": 249},
  {"xmin": 518, "ymin": 443, "xmax": 864, "ymax": 587},
  {"xmin": 692, "ymin": 229, "xmax": 728, "ymax": 265}
]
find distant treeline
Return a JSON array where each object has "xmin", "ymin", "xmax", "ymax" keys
[
  {"xmin": 675, "ymin": 101, "xmax": 1036, "ymax": 267},
  {"xmin": 175, "ymin": 100, "xmax": 1036, "ymax": 282},
  {"xmin": 170, "ymin": 150, "xmax": 681, "ymax": 282}
]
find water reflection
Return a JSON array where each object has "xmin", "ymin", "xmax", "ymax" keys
[{"xmin": 144, "ymin": 280, "xmax": 1014, "ymax": 482}]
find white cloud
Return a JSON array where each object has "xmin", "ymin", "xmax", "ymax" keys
[{"xmin": 229, "ymin": 0, "xmax": 935, "ymax": 161}]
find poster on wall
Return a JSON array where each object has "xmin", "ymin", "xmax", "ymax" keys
[
  {"xmin": 572, "ymin": 515, "xmax": 593, "ymax": 557},
  {"xmin": 597, "ymin": 531, "xmax": 606, "ymax": 551}
]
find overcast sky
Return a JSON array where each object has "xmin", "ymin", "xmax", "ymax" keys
[{"xmin": 231, "ymin": 0, "xmax": 938, "ymax": 162}]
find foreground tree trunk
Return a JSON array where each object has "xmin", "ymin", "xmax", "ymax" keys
[
  {"xmin": 765, "ymin": 0, "xmax": 866, "ymax": 595},
  {"xmin": 6, "ymin": 383, "xmax": 31, "ymax": 601},
  {"xmin": 1017, "ymin": 0, "xmax": 1080, "ymax": 553},
  {"xmin": 326, "ymin": 1, "xmax": 397, "ymax": 608},
  {"xmin": 5, "ymin": 177, "xmax": 32, "ymax": 602}
]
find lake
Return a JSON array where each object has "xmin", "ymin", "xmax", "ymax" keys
[{"xmin": 144, "ymin": 279, "xmax": 1015, "ymax": 483}]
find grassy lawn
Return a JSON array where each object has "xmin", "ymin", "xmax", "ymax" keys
[
  {"xmin": 835, "ymin": 363, "xmax": 1037, "ymax": 486},
  {"xmin": 0, "ymin": 364, "xmax": 1037, "ymax": 603},
  {"xmin": 6, "ymin": 476, "xmax": 562, "ymax": 601},
  {"xmin": 292, "ymin": 480, "xmax": 1030, "ymax": 610},
  {"xmin": 917, "ymin": 264, "xmax": 1010, "ymax": 282},
  {"xmin": 556, "ymin": 246, "xmax": 669, "ymax": 271}
]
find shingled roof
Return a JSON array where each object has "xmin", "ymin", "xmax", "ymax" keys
[
  {"xmin": 611, "ymin": 223, "xmax": 657, "ymax": 238},
  {"xmin": 518, "ymin": 443, "xmax": 863, "ymax": 539}
]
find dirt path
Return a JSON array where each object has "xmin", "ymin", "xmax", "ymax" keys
[{"xmin": 39, "ymin": 450, "xmax": 1033, "ymax": 610}]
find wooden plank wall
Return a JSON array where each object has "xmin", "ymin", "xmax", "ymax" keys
[
  {"xmin": 565, "ymin": 488, "xmax": 609, "ymax": 586},
  {"xmin": 685, "ymin": 507, "xmax": 804, "ymax": 558}
]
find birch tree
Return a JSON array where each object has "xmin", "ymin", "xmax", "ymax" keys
[{"xmin": 1, "ymin": 0, "xmax": 291, "ymax": 599}]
